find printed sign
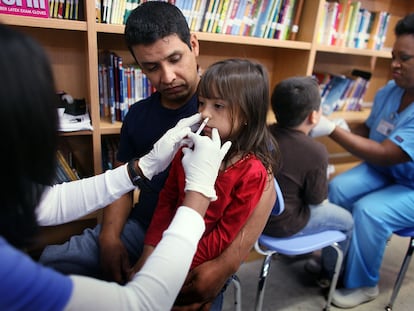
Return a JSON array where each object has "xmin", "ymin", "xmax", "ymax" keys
[{"xmin": 0, "ymin": 0, "xmax": 49, "ymax": 18}]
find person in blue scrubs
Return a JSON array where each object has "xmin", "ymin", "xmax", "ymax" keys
[{"xmin": 312, "ymin": 13, "xmax": 414, "ymax": 309}]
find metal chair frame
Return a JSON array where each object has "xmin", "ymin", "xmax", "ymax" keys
[
  {"xmin": 231, "ymin": 178, "xmax": 346, "ymax": 311},
  {"xmin": 385, "ymin": 227, "xmax": 414, "ymax": 311},
  {"xmin": 254, "ymin": 230, "xmax": 345, "ymax": 311}
]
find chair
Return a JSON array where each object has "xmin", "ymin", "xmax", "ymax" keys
[
  {"xmin": 385, "ymin": 227, "xmax": 414, "ymax": 311},
  {"xmin": 253, "ymin": 179, "xmax": 346, "ymax": 311},
  {"xmin": 230, "ymin": 275, "xmax": 242, "ymax": 311}
]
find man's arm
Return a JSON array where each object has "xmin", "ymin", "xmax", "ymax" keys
[
  {"xmin": 173, "ymin": 175, "xmax": 276, "ymax": 310},
  {"xmin": 99, "ymin": 160, "xmax": 134, "ymax": 284}
]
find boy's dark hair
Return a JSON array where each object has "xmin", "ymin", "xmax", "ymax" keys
[
  {"xmin": 125, "ymin": 2, "xmax": 191, "ymax": 52},
  {"xmin": 395, "ymin": 13, "xmax": 414, "ymax": 36},
  {"xmin": 0, "ymin": 24, "xmax": 59, "ymax": 247},
  {"xmin": 271, "ymin": 76, "xmax": 321, "ymax": 128}
]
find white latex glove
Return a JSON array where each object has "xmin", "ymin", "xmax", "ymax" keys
[
  {"xmin": 332, "ymin": 118, "xmax": 350, "ymax": 132},
  {"xmin": 310, "ymin": 115, "xmax": 336, "ymax": 137},
  {"xmin": 139, "ymin": 113, "xmax": 201, "ymax": 179},
  {"xmin": 182, "ymin": 128, "xmax": 232, "ymax": 201}
]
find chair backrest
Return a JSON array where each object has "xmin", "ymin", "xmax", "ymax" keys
[
  {"xmin": 271, "ymin": 178, "xmax": 285, "ymax": 216},
  {"xmin": 395, "ymin": 227, "xmax": 414, "ymax": 237}
]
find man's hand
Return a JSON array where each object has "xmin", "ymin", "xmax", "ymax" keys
[
  {"xmin": 172, "ymin": 259, "xmax": 230, "ymax": 309},
  {"xmin": 99, "ymin": 237, "xmax": 130, "ymax": 284},
  {"xmin": 139, "ymin": 113, "xmax": 201, "ymax": 179}
]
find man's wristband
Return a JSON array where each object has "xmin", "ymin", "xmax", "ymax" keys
[{"xmin": 127, "ymin": 158, "xmax": 146, "ymax": 186}]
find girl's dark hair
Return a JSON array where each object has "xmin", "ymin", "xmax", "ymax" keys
[
  {"xmin": 395, "ymin": 13, "xmax": 414, "ymax": 36},
  {"xmin": 271, "ymin": 76, "xmax": 321, "ymax": 128},
  {"xmin": 125, "ymin": 2, "xmax": 191, "ymax": 52},
  {"xmin": 0, "ymin": 24, "xmax": 58, "ymax": 247},
  {"xmin": 198, "ymin": 58, "xmax": 279, "ymax": 174}
]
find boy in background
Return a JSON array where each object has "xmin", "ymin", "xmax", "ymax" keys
[{"xmin": 264, "ymin": 76, "xmax": 353, "ymax": 285}]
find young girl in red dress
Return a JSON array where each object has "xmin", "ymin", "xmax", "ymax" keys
[{"xmin": 134, "ymin": 58, "xmax": 279, "ymax": 271}]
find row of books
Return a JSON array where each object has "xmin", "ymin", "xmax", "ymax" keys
[
  {"xmin": 98, "ymin": 50, "xmax": 154, "ymax": 123},
  {"xmin": 318, "ymin": 0, "xmax": 390, "ymax": 50},
  {"xmin": 179, "ymin": 0, "xmax": 304, "ymax": 40},
  {"xmin": 97, "ymin": 0, "xmax": 305, "ymax": 41},
  {"xmin": 54, "ymin": 149, "xmax": 81, "ymax": 184},
  {"xmin": 314, "ymin": 69, "xmax": 371, "ymax": 115},
  {"xmin": 99, "ymin": 0, "xmax": 139, "ymax": 24},
  {"xmin": 49, "ymin": 0, "xmax": 83, "ymax": 20},
  {"xmin": 102, "ymin": 136, "xmax": 120, "ymax": 171}
]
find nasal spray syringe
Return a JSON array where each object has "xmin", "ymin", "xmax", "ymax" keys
[{"xmin": 195, "ymin": 117, "xmax": 209, "ymax": 135}]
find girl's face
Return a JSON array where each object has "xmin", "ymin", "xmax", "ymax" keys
[
  {"xmin": 391, "ymin": 34, "xmax": 414, "ymax": 89},
  {"xmin": 197, "ymin": 96, "xmax": 241, "ymax": 140}
]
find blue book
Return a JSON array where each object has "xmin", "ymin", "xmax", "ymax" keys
[
  {"xmin": 253, "ymin": 0, "xmax": 271, "ymax": 37},
  {"xmin": 107, "ymin": 64, "xmax": 116, "ymax": 123},
  {"xmin": 231, "ymin": 0, "xmax": 248, "ymax": 35},
  {"xmin": 130, "ymin": 66, "xmax": 135, "ymax": 106},
  {"xmin": 321, "ymin": 75, "xmax": 352, "ymax": 115},
  {"xmin": 99, "ymin": 50, "xmax": 116, "ymax": 123},
  {"xmin": 263, "ymin": 0, "xmax": 282, "ymax": 38}
]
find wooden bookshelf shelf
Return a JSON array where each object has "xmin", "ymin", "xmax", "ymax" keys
[
  {"xmin": 60, "ymin": 130, "xmax": 93, "ymax": 137},
  {"xmin": 316, "ymin": 44, "xmax": 392, "ymax": 58},
  {"xmin": 96, "ymin": 22, "xmax": 124, "ymax": 34},
  {"xmin": 196, "ymin": 31, "xmax": 312, "ymax": 50},
  {"xmin": 330, "ymin": 109, "xmax": 370, "ymax": 122},
  {"xmin": 100, "ymin": 119, "xmax": 122, "ymax": 135},
  {"xmin": 0, "ymin": 14, "xmax": 87, "ymax": 30}
]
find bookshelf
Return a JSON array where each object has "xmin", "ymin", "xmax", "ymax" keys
[{"xmin": 0, "ymin": 0, "xmax": 412, "ymax": 187}]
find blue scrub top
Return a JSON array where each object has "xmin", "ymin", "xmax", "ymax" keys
[{"xmin": 366, "ymin": 80, "xmax": 414, "ymax": 188}]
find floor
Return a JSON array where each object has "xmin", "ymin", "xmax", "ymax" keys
[{"xmin": 222, "ymin": 234, "xmax": 414, "ymax": 311}]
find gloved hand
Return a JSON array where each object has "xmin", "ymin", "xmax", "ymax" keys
[
  {"xmin": 139, "ymin": 113, "xmax": 201, "ymax": 179},
  {"xmin": 182, "ymin": 128, "xmax": 232, "ymax": 201},
  {"xmin": 310, "ymin": 116, "xmax": 350, "ymax": 137},
  {"xmin": 310, "ymin": 115, "xmax": 336, "ymax": 137},
  {"xmin": 332, "ymin": 118, "xmax": 350, "ymax": 132}
]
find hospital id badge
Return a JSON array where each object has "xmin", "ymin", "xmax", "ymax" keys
[{"xmin": 376, "ymin": 119, "xmax": 394, "ymax": 136}]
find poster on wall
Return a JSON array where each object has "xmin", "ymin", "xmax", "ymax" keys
[{"xmin": 0, "ymin": 0, "xmax": 49, "ymax": 18}]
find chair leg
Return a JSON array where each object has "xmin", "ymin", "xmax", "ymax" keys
[
  {"xmin": 231, "ymin": 275, "xmax": 242, "ymax": 311},
  {"xmin": 255, "ymin": 253, "xmax": 273, "ymax": 311},
  {"xmin": 385, "ymin": 237, "xmax": 414, "ymax": 311},
  {"xmin": 324, "ymin": 242, "xmax": 344, "ymax": 311}
]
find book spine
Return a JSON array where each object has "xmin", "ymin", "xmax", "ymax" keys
[
  {"xmin": 210, "ymin": 0, "xmax": 224, "ymax": 33},
  {"xmin": 201, "ymin": 0, "xmax": 214, "ymax": 32},
  {"xmin": 238, "ymin": 0, "xmax": 253, "ymax": 36},
  {"xmin": 288, "ymin": 0, "xmax": 304, "ymax": 40},
  {"xmin": 216, "ymin": 0, "xmax": 231, "ymax": 34},
  {"xmin": 231, "ymin": 0, "xmax": 247, "ymax": 35},
  {"xmin": 257, "ymin": 0, "xmax": 277, "ymax": 38},
  {"xmin": 264, "ymin": 0, "xmax": 282, "ymax": 39},
  {"xmin": 280, "ymin": 0, "xmax": 295, "ymax": 40},
  {"xmin": 107, "ymin": 63, "xmax": 116, "ymax": 123},
  {"xmin": 57, "ymin": 150, "xmax": 79, "ymax": 181},
  {"xmin": 274, "ymin": 0, "xmax": 290, "ymax": 40}
]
